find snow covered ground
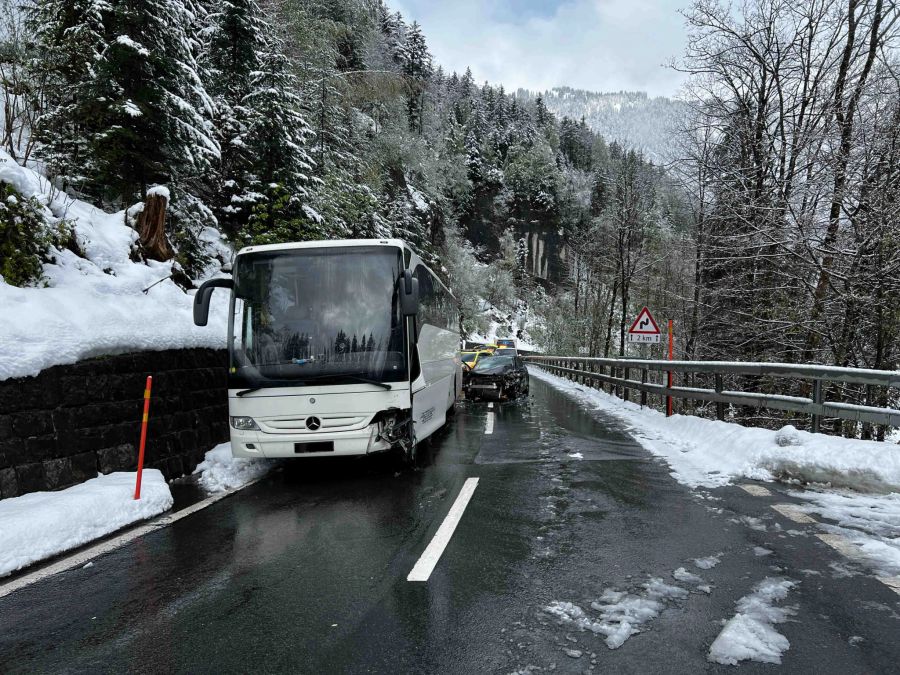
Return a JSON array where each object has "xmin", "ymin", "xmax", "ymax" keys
[
  {"xmin": 0, "ymin": 470, "xmax": 172, "ymax": 578},
  {"xmin": 529, "ymin": 365, "xmax": 900, "ymax": 580},
  {"xmin": 470, "ymin": 318, "xmax": 539, "ymax": 353},
  {"xmin": 193, "ymin": 443, "xmax": 276, "ymax": 493},
  {"xmin": 0, "ymin": 150, "xmax": 229, "ymax": 381}
]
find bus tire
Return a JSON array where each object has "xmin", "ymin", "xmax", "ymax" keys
[{"xmin": 447, "ymin": 376, "xmax": 458, "ymax": 417}]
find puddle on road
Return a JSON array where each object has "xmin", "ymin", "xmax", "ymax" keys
[
  {"xmin": 473, "ymin": 378, "xmax": 650, "ymax": 465},
  {"xmin": 169, "ymin": 476, "xmax": 209, "ymax": 512}
]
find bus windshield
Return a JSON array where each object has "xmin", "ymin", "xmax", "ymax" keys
[{"xmin": 229, "ymin": 246, "xmax": 407, "ymax": 387}]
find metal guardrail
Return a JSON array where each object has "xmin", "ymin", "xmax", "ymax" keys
[{"xmin": 525, "ymin": 356, "xmax": 900, "ymax": 432}]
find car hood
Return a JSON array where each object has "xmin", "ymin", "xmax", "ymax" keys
[{"xmin": 470, "ymin": 365, "xmax": 513, "ymax": 376}]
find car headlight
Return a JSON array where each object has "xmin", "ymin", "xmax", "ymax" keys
[{"xmin": 230, "ymin": 416, "xmax": 259, "ymax": 431}]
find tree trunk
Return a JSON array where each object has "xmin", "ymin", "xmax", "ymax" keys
[{"xmin": 137, "ymin": 191, "xmax": 174, "ymax": 261}]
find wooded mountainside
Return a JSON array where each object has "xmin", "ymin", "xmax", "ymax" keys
[
  {"xmin": 516, "ymin": 88, "xmax": 685, "ymax": 163},
  {"xmin": 1, "ymin": 0, "xmax": 898, "ymax": 415}
]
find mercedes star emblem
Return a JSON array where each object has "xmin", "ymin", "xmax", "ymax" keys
[{"xmin": 306, "ymin": 416, "xmax": 322, "ymax": 431}]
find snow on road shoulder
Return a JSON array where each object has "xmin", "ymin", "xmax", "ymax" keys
[
  {"xmin": 528, "ymin": 366, "xmax": 900, "ymax": 493},
  {"xmin": 0, "ymin": 149, "xmax": 229, "ymax": 381},
  {"xmin": 791, "ymin": 489, "xmax": 900, "ymax": 577},
  {"xmin": 0, "ymin": 470, "xmax": 172, "ymax": 577},
  {"xmin": 708, "ymin": 577, "xmax": 797, "ymax": 665},
  {"xmin": 193, "ymin": 443, "xmax": 276, "ymax": 493}
]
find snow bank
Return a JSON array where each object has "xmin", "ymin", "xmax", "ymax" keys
[
  {"xmin": 0, "ymin": 150, "xmax": 229, "ymax": 381},
  {"xmin": 708, "ymin": 578, "xmax": 797, "ymax": 665},
  {"xmin": 193, "ymin": 443, "xmax": 275, "ymax": 493},
  {"xmin": 0, "ymin": 470, "xmax": 172, "ymax": 577},
  {"xmin": 529, "ymin": 366, "xmax": 900, "ymax": 493}
]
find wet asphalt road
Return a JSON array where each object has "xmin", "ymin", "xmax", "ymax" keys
[{"xmin": 2, "ymin": 375, "xmax": 900, "ymax": 674}]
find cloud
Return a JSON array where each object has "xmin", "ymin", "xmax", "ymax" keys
[{"xmin": 390, "ymin": 0, "xmax": 690, "ymax": 97}]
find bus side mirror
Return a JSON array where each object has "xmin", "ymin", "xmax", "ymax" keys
[
  {"xmin": 399, "ymin": 270, "xmax": 419, "ymax": 316},
  {"xmin": 193, "ymin": 278, "xmax": 233, "ymax": 326}
]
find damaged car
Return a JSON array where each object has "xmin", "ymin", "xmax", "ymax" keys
[{"xmin": 464, "ymin": 354, "xmax": 529, "ymax": 401}]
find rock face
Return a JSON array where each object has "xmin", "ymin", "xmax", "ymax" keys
[{"xmin": 0, "ymin": 348, "xmax": 229, "ymax": 499}]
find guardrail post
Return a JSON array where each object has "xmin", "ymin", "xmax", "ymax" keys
[
  {"xmin": 624, "ymin": 367, "xmax": 630, "ymax": 402},
  {"xmin": 811, "ymin": 379, "xmax": 823, "ymax": 433},
  {"xmin": 640, "ymin": 369, "xmax": 648, "ymax": 408},
  {"xmin": 619, "ymin": 365, "xmax": 625, "ymax": 399},
  {"xmin": 715, "ymin": 374, "xmax": 725, "ymax": 421}
]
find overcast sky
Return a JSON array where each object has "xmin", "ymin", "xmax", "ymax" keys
[{"xmin": 389, "ymin": 0, "xmax": 691, "ymax": 98}]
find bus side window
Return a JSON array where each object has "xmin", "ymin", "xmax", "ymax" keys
[{"xmin": 413, "ymin": 266, "xmax": 434, "ymax": 336}]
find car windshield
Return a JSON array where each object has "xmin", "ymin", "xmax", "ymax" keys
[
  {"xmin": 460, "ymin": 353, "xmax": 477, "ymax": 363},
  {"xmin": 495, "ymin": 349, "xmax": 516, "ymax": 356},
  {"xmin": 473, "ymin": 355, "xmax": 514, "ymax": 371},
  {"xmin": 229, "ymin": 246, "xmax": 406, "ymax": 386}
]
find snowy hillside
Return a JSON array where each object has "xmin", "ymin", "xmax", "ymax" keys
[
  {"xmin": 518, "ymin": 88, "xmax": 685, "ymax": 162},
  {"xmin": 0, "ymin": 151, "xmax": 229, "ymax": 381}
]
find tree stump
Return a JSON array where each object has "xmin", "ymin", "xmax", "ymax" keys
[{"xmin": 136, "ymin": 189, "xmax": 174, "ymax": 261}]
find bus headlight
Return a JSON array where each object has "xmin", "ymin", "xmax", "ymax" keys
[{"xmin": 230, "ymin": 416, "xmax": 259, "ymax": 431}]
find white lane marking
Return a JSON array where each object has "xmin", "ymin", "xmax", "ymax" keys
[
  {"xmin": 487, "ymin": 402, "xmax": 494, "ymax": 410},
  {"xmin": 408, "ymin": 477, "xmax": 479, "ymax": 582},
  {"xmin": 816, "ymin": 533, "xmax": 864, "ymax": 559},
  {"xmin": 739, "ymin": 484, "xmax": 773, "ymax": 497},
  {"xmin": 771, "ymin": 503, "xmax": 817, "ymax": 524},
  {"xmin": 877, "ymin": 576, "xmax": 900, "ymax": 597},
  {"xmin": 0, "ymin": 478, "xmax": 262, "ymax": 600},
  {"xmin": 485, "ymin": 412, "xmax": 494, "ymax": 435}
]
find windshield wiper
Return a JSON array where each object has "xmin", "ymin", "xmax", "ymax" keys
[
  {"xmin": 305, "ymin": 373, "xmax": 392, "ymax": 390},
  {"xmin": 237, "ymin": 374, "xmax": 391, "ymax": 394}
]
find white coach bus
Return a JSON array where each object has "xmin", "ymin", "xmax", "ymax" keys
[{"xmin": 193, "ymin": 239, "xmax": 461, "ymax": 463}]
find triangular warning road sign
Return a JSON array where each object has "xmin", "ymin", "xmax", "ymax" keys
[{"xmin": 628, "ymin": 307, "xmax": 661, "ymax": 334}]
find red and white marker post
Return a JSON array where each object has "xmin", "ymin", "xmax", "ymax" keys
[
  {"xmin": 666, "ymin": 320, "xmax": 674, "ymax": 417},
  {"xmin": 134, "ymin": 375, "xmax": 153, "ymax": 500}
]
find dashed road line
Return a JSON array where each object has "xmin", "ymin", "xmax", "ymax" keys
[
  {"xmin": 771, "ymin": 503, "xmax": 817, "ymax": 524},
  {"xmin": 407, "ymin": 477, "xmax": 480, "ymax": 582},
  {"xmin": 877, "ymin": 576, "xmax": 900, "ymax": 597},
  {"xmin": 485, "ymin": 412, "xmax": 494, "ymax": 435},
  {"xmin": 816, "ymin": 533, "xmax": 864, "ymax": 559},
  {"xmin": 739, "ymin": 484, "xmax": 773, "ymax": 497},
  {"xmin": 0, "ymin": 478, "xmax": 263, "ymax": 600},
  {"xmin": 487, "ymin": 402, "xmax": 494, "ymax": 410},
  {"xmin": 737, "ymin": 493, "xmax": 900, "ymax": 599}
]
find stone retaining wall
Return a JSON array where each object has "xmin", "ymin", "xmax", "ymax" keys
[{"xmin": 0, "ymin": 349, "xmax": 229, "ymax": 499}]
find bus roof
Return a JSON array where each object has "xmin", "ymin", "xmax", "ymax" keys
[
  {"xmin": 237, "ymin": 239, "xmax": 408, "ymax": 256},
  {"xmin": 235, "ymin": 238, "xmax": 456, "ymax": 301}
]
